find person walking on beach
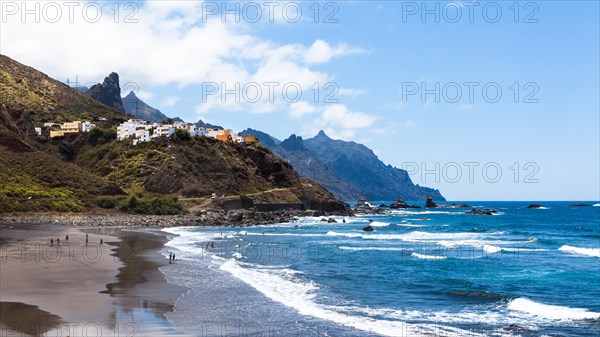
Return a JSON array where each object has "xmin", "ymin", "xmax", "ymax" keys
[
  {"xmin": 85, "ymin": 233, "xmax": 89, "ymax": 243},
  {"xmin": 100, "ymin": 238, "xmax": 103, "ymax": 245},
  {"xmin": 172, "ymin": 253, "xmax": 175, "ymax": 261},
  {"xmin": 65, "ymin": 234, "xmax": 69, "ymax": 241},
  {"xmin": 56, "ymin": 238, "xmax": 60, "ymax": 245},
  {"xmin": 50, "ymin": 238, "xmax": 53, "ymax": 246},
  {"xmin": 169, "ymin": 252, "xmax": 173, "ymax": 264}
]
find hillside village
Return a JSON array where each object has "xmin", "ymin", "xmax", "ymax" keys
[{"xmin": 41, "ymin": 118, "xmax": 258, "ymax": 146}]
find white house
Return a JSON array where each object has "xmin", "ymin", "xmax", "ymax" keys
[
  {"xmin": 206, "ymin": 128, "xmax": 219, "ymax": 139},
  {"xmin": 135, "ymin": 129, "xmax": 150, "ymax": 142},
  {"xmin": 81, "ymin": 121, "xmax": 96, "ymax": 132},
  {"xmin": 153, "ymin": 124, "xmax": 175, "ymax": 138},
  {"xmin": 173, "ymin": 121, "xmax": 189, "ymax": 130},
  {"xmin": 117, "ymin": 119, "xmax": 148, "ymax": 141},
  {"xmin": 233, "ymin": 134, "xmax": 244, "ymax": 143},
  {"xmin": 191, "ymin": 127, "xmax": 207, "ymax": 137}
]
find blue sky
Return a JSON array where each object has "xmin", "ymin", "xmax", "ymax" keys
[{"xmin": 1, "ymin": 1, "xmax": 598, "ymax": 200}]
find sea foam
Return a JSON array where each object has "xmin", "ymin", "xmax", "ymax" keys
[
  {"xmin": 369, "ymin": 221, "xmax": 391, "ymax": 227},
  {"xmin": 508, "ymin": 298, "xmax": 600, "ymax": 320},
  {"xmin": 411, "ymin": 252, "xmax": 447, "ymax": 260},
  {"xmin": 218, "ymin": 258, "xmax": 477, "ymax": 337},
  {"xmin": 558, "ymin": 245, "xmax": 600, "ymax": 257}
]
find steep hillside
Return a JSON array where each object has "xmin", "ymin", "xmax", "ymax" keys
[
  {"xmin": 72, "ymin": 134, "xmax": 299, "ymax": 197},
  {"xmin": 0, "ymin": 55, "xmax": 349, "ymax": 215},
  {"xmin": 0, "ymin": 55, "xmax": 126, "ymax": 125},
  {"xmin": 244, "ymin": 129, "xmax": 445, "ymax": 201},
  {"xmin": 0, "ymin": 115, "xmax": 124, "ymax": 212}
]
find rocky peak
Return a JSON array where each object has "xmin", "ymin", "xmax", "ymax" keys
[
  {"xmin": 107, "ymin": 72, "xmax": 119, "ymax": 83},
  {"xmin": 280, "ymin": 134, "xmax": 305, "ymax": 151},
  {"xmin": 85, "ymin": 72, "xmax": 124, "ymax": 112},
  {"xmin": 315, "ymin": 130, "xmax": 330, "ymax": 139}
]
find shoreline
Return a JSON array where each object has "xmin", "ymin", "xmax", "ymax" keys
[
  {"xmin": 0, "ymin": 209, "xmax": 349, "ymax": 228},
  {"xmin": 0, "ymin": 223, "xmax": 191, "ymax": 336}
]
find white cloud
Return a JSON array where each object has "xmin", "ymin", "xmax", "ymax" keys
[
  {"xmin": 289, "ymin": 101, "xmax": 319, "ymax": 118},
  {"xmin": 304, "ymin": 40, "xmax": 365, "ymax": 65},
  {"xmin": 318, "ymin": 104, "xmax": 377, "ymax": 130},
  {"xmin": 2, "ymin": 1, "xmax": 362, "ymax": 118},
  {"xmin": 2, "ymin": 1, "xmax": 373, "ymax": 142},
  {"xmin": 298, "ymin": 103, "xmax": 377, "ymax": 139},
  {"xmin": 135, "ymin": 90, "xmax": 154, "ymax": 101},
  {"xmin": 163, "ymin": 96, "xmax": 179, "ymax": 107}
]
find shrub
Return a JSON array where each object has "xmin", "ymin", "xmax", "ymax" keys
[
  {"xmin": 256, "ymin": 144, "xmax": 272, "ymax": 154},
  {"xmin": 118, "ymin": 191, "xmax": 184, "ymax": 215},
  {"xmin": 96, "ymin": 195, "xmax": 122, "ymax": 209},
  {"xmin": 88, "ymin": 127, "xmax": 116, "ymax": 146},
  {"xmin": 174, "ymin": 128, "xmax": 191, "ymax": 142}
]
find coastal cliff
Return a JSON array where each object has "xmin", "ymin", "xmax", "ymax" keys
[{"xmin": 242, "ymin": 129, "xmax": 445, "ymax": 201}]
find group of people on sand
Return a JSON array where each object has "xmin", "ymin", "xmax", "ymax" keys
[
  {"xmin": 50, "ymin": 233, "xmax": 102, "ymax": 246},
  {"xmin": 205, "ymin": 242, "xmax": 215, "ymax": 249},
  {"xmin": 168, "ymin": 252, "xmax": 176, "ymax": 264}
]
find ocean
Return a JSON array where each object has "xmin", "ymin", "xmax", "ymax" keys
[{"xmin": 160, "ymin": 201, "xmax": 600, "ymax": 337}]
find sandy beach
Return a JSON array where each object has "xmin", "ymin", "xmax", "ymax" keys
[{"xmin": 0, "ymin": 223, "xmax": 189, "ymax": 337}]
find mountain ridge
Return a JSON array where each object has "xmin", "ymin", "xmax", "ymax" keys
[
  {"xmin": 242, "ymin": 128, "xmax": 445, "ymax": 201},
  {"xmin": 122, "ymin": 91, "xmax": 170, "ymax": 123}
]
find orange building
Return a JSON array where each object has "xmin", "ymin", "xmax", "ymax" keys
[
  {"xmin": 244, "ymin": 136, "xmax": 258, "ymax": 144},
  {"xmin": 215, "ymin": 129, "xmax": 234, "ymax": 142},
  {"xmin": 215, "ymin": 134, "xmax": 233, "ymax": 142}
]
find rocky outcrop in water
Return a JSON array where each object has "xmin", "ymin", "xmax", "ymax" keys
[
  {"xmin": 390, "ymin": 200, "xmax": 421, "ymax": 209},
  {"xmin": 527, "ymin": 204, "xmax": 543, "ymax": 209},
  {"xmin": 425, "ymin": 196, "xmax": 438, "ymax": 208},
  {"xmin": 466, "ymin": 209, "xmax": 497, "ymax": 215}
]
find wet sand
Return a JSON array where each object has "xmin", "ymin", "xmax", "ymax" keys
[{"xmin": 0, "ymin": 223, "xmax": 189, "ymax": 336}]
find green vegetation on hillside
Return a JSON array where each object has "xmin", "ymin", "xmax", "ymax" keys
[
  {"xmin": 74, "ymin": 133, "xmax": 299, "ymax": 198},
  {"xmin": 96, "ymin": 191, "xmax": 183, "ymax": 215},
  {"xmin": 0, "ymin": 160, "xmax": 84, "ymax": 212}
]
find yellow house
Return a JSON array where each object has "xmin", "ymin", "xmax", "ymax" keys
[
  {"xmin": 244, "ymin": 136, "xmax": 258, "ymax": 144},
  {"xmin": 49, "ymin": 121, "xmax": 82, "ymax": 138},
  {"xmin": 61, "ymin": 121, "xmax": 82, "ymax": 132}
]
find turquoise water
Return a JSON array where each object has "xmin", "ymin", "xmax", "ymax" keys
[{"xmin": 162, "ymin": 201, "xmax": 600, "ymax": 336}]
